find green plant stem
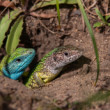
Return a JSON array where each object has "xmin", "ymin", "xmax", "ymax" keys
[
  {"xmin": 77, "ymin": 0, "xmax": 100, "ymax": 84},
  {"xmin": 56, "ymin": 0, "xmax": 60, "ymax": 26}
]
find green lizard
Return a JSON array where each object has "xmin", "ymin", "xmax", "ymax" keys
[
  {"xmin": 25, "ymin": 45, "xmax": 83, "ymax": 88},
  {"xmin": 0, "ymin": 48, "xmax": 35, "ymax": 80}
]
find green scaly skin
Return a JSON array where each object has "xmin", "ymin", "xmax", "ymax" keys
[
  {"xmin": 0, "ymin": 56, "xmax": 8, "ymax": 75},
  {"xmin": 0, "ymin": 48, "xmax": 35, "ymax": 80},
  {"xmin": 25, "ymin": 45, "xmax": 83, "ymax": 88}
]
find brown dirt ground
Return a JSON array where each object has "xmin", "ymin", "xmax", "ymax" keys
[{"xmin": 0, "ymin": 1, "xmax": 110, "ymax": 110}]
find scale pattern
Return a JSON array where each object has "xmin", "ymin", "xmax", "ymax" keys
[
  {"xmin": 25, "ymin": 45, "xmax": 83, "ymax": 88},
  {"xmin": 0, "ymin": 48, "xmax": 35, "ymax": 80}
]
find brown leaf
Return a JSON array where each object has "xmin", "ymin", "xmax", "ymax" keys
[
  {"xmin": 0, "ymin": 1, "xmax": 16, "ymax": 9},
  {"xmin": 30, "ymin": 12, "xmax": 56, "ymax": 18}
]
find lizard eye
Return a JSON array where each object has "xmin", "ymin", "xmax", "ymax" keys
[
  {"xmin": 64, "ymin": 52, "xmax": 68, "ymax": 56},
  {"xmin": 16, "ymin": 59, "xmax": 21, "ymax": 62},
  {"xmin": 29, "ymin": 52, "xmax": 32, "ymax": 54}
]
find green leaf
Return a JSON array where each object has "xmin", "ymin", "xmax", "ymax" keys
[
  {"xmin": 95, "ymin": 8, "xmax": 107, "ymax": 24},
  {"xmin": 108, "ymin": 23, "xmax": 110, "ymax": 26},
  {"xmin": 105, "ymin": 15, "xmax": 110, "ymax": 20},
  {"xmin": 93, "ymin": 22, "xmax": 103, "ymax": 28},
  {"xmin": 0, "ymin": 9, "xmax": 23, "ymax": 48},
  {"xmin": 77, "ymin": 0, "xmax": 100, "ymax": 84},
  {"xmin": 56, "ymin": 0, "xmax": 60, "ymax": 26},
  {"xmin": 30, "ymin": 0, "xmax": 77, "ymax": 11},
  {"xmin": 6, "ymin": 16, "xmax": 24, "ymax": 55}
]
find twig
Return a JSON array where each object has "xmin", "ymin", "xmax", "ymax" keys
[
  {"xmin": 81, "ymin": 0, "xmax": 97, "ymax": 16},
  {"xmin": 88, "ymin": 0, "xmax": 97, "ymax": 10},
  {"xmin": 81, "ymin": 14, "xmax": 85, "ymax": 31},
  {"xmin": 0, "ymin": 1, "xmax": 14, "ymax": 17},
  {"xmin": 105, "ymin": 13, "xmax": 110, "ymax": 16},
  {"xmin": 38, "ymin": 18, "xmax": 55, "ymax": 34}
]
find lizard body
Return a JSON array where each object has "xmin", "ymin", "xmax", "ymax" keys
[
  {"xmin": 0, "ymin": 48, "xmax": 35, "ymax": 80},
  {"xmin": 25, "ymin": 45, "xmax": 83, "ymax": 88}
]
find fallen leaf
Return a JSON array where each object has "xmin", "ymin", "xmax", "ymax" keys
[
  {"xmin": 30, "ymin": 12, "xmax": 56, "ymax": 18},
  {"xmin": 0, "ymin": 1, "xmax": 16, "ymax": 9}
]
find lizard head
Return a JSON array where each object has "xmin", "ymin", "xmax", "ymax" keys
[
  {"xmin": 45, "ymin": 45, "xmax": 83, "ymax": 73},
  {"xmin": 2, "ymin": 48, "xmax": 35, "ymax": 80}
]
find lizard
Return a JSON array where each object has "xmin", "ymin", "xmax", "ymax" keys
[
  {"xmin": 0, "ymin": 47, "xmax": 35, "ymax": 80},
  {"xmin": 24, "ymin": 45, "xmax": 83, "ymax": 88}
]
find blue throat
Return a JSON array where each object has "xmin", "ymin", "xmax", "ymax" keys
[{"xmin": 2, "ymin": 68, "xmax": 24, "ymax": 80}]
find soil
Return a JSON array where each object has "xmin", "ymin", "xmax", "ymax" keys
[{"xmin": 0, "ymin": 1, "xmax": 110, "ymax": 110}]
